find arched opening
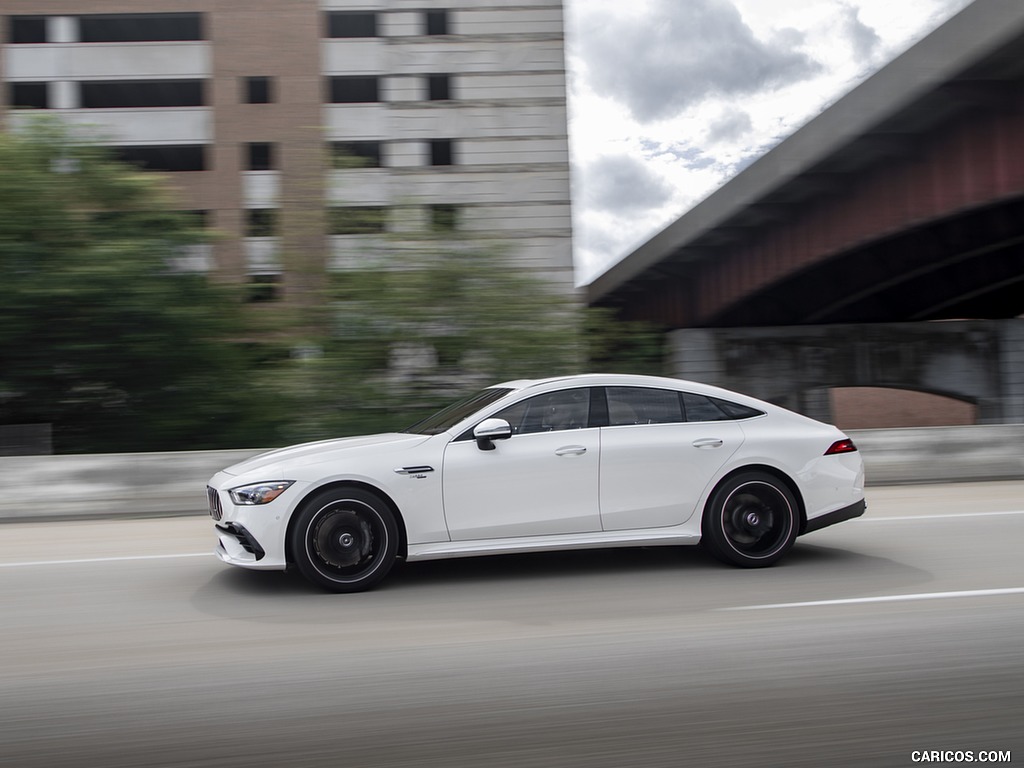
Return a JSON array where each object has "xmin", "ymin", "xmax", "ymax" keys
[{"xmin": 830, "ymin": 387, "xmax": 976, "ymax": 430}]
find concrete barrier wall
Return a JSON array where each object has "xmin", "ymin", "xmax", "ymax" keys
[
  {"xmin": 849, "ymin": 424, "xmax": 1024, "ymax": 486},
  {"xmin": 1, "ymin": 425, "xmax": 1022, "ymax": 522}
]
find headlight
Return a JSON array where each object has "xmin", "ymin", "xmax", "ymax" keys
[{"xmin": 229, "ymin": 481, "xmax": 295, "ymax": 506}]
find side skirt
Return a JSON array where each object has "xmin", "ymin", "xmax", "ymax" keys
[{"xmin": 407, "ymin": 530, "xmax": 701, "ymax": 562}]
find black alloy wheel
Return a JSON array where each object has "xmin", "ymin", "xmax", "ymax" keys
[
  {"xmin": 702, "ymin": 471, "xmax": 799, "ymax": 568},
  {"xmin": 290, "ymin": 488, "xmax": 399, "ymax": 592}
]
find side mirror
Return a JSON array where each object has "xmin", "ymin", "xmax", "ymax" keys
[{"xmin": 473, "ymin": 418, "xmax": 512, "ymax": 451}]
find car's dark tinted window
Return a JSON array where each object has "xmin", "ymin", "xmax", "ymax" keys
[
  {"xmin": 404, "ymin": 388, "xmax": 511, "ymax": 435},
  {"xmin": 713, "ymin": 398, "xmax": 764, "ymax": 419},
  {"xmin": 683, "ymin": 392, "xmax": 764, "ymax": 422},
  {"xmin": 494, "ymin": 388, "xmax": 591, "ymax": 435},
  {"xmin": 606, "ymin": 387, "xmax": 683, "ymax": 426}
]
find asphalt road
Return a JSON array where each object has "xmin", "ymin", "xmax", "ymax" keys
[{"xmin": 2, "ymin": 482, "xmax": 1022, "ymax": 768}]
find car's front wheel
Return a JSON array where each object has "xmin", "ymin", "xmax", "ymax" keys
[
  {"xmin": 701, "ymin": 471, "xmax": 799, "ymax": 568},
  {"xmin": 290, "ymin": 488, "xmax": 399, "ymax": 592}
]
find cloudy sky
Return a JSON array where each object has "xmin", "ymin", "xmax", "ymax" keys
[{"xmin": 563, "ymin": 0, "xmax": 975, "ymax": 285}]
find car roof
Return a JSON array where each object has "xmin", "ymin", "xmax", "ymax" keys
[{"xmin": 492, "ymin": 373, "xmax": 742, "ymax": 398}]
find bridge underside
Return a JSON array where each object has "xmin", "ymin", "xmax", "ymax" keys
[{"xmin": 709, "ymin": 196, "xmax": 1024, "ymax": 327}]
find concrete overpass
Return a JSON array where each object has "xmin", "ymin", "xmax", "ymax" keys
[{"xmin": 586, "ymin": 0, "xmax": 1024, "ymax": 425}]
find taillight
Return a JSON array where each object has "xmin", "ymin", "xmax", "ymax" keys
[{"xmin": 825, "ymin": 438, "xmax": 858, "ymax": 455}]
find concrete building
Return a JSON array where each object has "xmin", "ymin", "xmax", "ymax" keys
[{"xmin": 0, "ymin": 1, "xmax": 573, "ymax": 302}]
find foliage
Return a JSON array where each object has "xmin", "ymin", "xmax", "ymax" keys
[
  {"xmin": 584, "ymin": 307, "xmax": 667, "ymax": 377},
  {"xmin": 283, "ymin": 244, "xmax": 588, "ymax": 439},
  {"xmin": 0, "ymin": 121, "xmax": 286, "ymax": 453}
]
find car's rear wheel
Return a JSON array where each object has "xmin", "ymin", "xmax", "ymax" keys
[
  {"xmin": 701, "ymin": 471, "xmax": 798, "ymax": 568},
  {"xmin": 290, "ymin": 488, "xmax": 398, "ymax": 592}
]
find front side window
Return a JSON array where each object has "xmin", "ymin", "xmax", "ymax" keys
[
  {"xmin": 606, "ymin": 387, "xmax": 683, "ymax": 426},
  {"xmin": 494, "ymin": 389, "xmax": 591, "ymax": 435}
]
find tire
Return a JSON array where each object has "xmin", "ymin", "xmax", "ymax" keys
[
  {"xmin": 289, "ymin": 488, "xmax": 399, "ymax": 593},
  {"xmin": 701, "ymin": 471, "xmax": 799, "ymax": 568}
]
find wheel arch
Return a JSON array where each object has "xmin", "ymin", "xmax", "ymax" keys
[
  {"xmin": 707, "ymin": 464, "xmax": 808, "ymax": 534},
  {"xmin": 285, "ymin": 480, "xmax": 409, "ymax": 566}
]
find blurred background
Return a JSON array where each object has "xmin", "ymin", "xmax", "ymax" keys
[{"xmin": 1, "ymin": 0, "xmax": 1022, "ymax": 457}]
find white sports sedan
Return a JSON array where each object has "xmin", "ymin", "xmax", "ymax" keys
[{"xmin": 207, "ymin": 374, "xmax": 865, "ymax": 592}]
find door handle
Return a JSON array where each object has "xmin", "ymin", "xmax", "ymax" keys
[
  {"xmin": 555, "ymin": 445, "xmax": 587, "ymax": 456},
  {"xmin": 692, "ymin": 438, "xmax": 724, "ymax": 449}
]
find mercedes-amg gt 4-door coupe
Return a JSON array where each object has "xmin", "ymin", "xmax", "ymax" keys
[{"xmin": 207, "ymin": 374, "xmax": 865, "ymax": 592}]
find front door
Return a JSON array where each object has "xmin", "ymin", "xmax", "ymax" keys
[{"xmin": 441, "ymin": 388, "xmax": 601, "ymax": 541}]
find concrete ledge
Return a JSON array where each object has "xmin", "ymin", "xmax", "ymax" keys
[
  {"xmin": 0, "ymin": 425, "xmax": 1021, "ymax": 522},
  {"xmin": 850, "ymin": 424, "xmax": 1024, "ymax": 486},
  {"xmin": 0, "ymin": 449, "xmax": 263, "ymax": 522}
]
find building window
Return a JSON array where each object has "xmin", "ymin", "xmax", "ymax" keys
[
  {"xmin": 430, "ymin": 204, "xmax": 459, "ymax": 232},
  {"xmin": 326, "ymin": 11, "xmax": 377, "ymax": 38},
  {"xmin": 329, "ymin": 207, "xmax": 387, "ymax": 235},
  {"xmin": 427, "ymin": 74, "xmax": 451, "ymax": 101},
  {"xmin": 80, "ymin": 80, "xmax": 205, "ymax": 109},
  {"xmin": 328, "ymin": 76, "xmax": 379, "ymax": 104},
  {"xmin": 430, "ymin": 139, "xmax": 454, "ymax": 166},
  {"xmin": 246, "ymin": 209, "xmax": 277, "ymax": 238},
  {"xmin": 331, "ymin": 141, "xmax": 382, "ymax": 169},
  {"xmin": 247, "ymin": 274, "xmax": 282, "ymax": 303},
  {"xmin": 115, "ymin": 145, "xmax": 206, "ymax": 172},
  {"xmin": 78, "ymin": 13, "xmax": 204, "ymax": 43},
  {"xmin": 243, "ymin": 76, "xmax": 273, "ymax": 104},
  {"xmin": 425, "ymin": 10, "xmax": 449, "ymax": 35},
  {"xmin": 8, "ymin": 16, "xmax": 48, "ymax": 44},
  {"xmin": 9, "ymin": 82, "xmax": 49, "ymax": 109},
  {"xmin": 246, "ymin": 142, "xmax": 275, "ymax": 171}
]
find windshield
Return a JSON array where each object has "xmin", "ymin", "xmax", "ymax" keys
[{"xmin": 403, "ymin": 388, "xmax": 513, "ymax": 435}]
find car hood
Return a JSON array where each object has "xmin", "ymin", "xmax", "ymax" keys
[{"xmin": 219, "ymin": 433, "xmax": 433, "ymax": 478}]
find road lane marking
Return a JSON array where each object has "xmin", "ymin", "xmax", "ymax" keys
[
  {"xmin": 859, "ymin": 510, "xmax": 1024, "ymax": 522},
  {"xmin": 0, "ymin": 553, "xmax": 211, "ymax": 568},
  {"xmin": 721, "ymin": 587, "xmax": 1024, "ymax": 611}
]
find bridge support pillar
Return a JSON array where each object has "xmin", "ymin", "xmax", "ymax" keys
[{"xmin": 669, "ymin": 320, "xmax": 1024, "ymax": 425}]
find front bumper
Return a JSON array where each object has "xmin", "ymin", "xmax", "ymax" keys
[{"xmin": 208, "ymin": 477, "xmax": 298, "ymax": 571}]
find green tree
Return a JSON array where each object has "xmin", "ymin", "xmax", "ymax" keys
[
  {"xmin": 0, "ymin": 121, "xmax": 285, "ymax": 453},
  {"xmin": 284, "ymin": 244, "xmax": 587, "ymax": 439}
]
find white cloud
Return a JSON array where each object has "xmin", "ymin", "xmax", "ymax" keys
[{"xmin": 565, "ymin": 0, "xmax": 975, "ymax": 285}]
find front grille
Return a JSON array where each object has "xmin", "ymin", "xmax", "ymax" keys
[{"xmin": 207, "ymin": 486, "xmax": 222, "ymax": 521}]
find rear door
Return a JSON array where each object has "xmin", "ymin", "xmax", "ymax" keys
[{"xmin": 598, "ymin": 387, "xmax": 744, "ymax": 531}]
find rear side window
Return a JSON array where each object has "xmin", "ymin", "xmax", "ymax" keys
[
  {"xmin": 682, "ymin": 392, "xmax": 764, "ymax": 422},
  {"xmin": 606, "ymin": 387, "xmax": 683, "ymax": 426}
]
